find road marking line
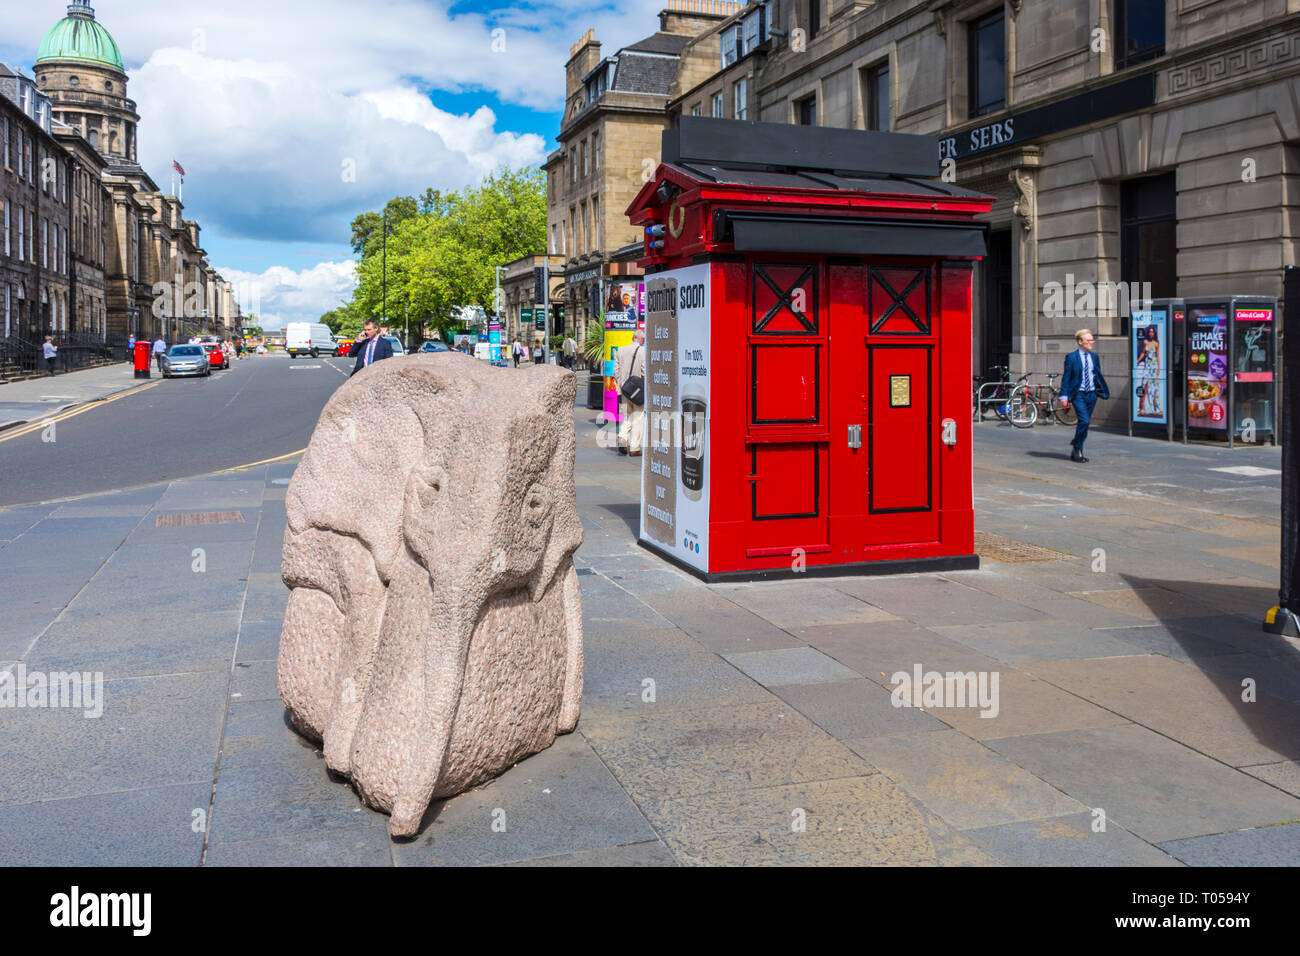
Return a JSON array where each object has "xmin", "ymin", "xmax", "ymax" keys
[
  {"xmin": 221, "ymin": 447, "xmax": 308, "ymax": 472},
  {"xmin": 0, "ymin": 381, "xmax": 162, "ymax": 444}
]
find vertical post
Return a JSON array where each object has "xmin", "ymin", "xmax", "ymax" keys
[
  {"xmin": 381, "ymin": 209, "xmax": 387, "ymax": 326},
  {"xmin": 543, "ymin": 259, "xmax": 551, "ymax": 364}
]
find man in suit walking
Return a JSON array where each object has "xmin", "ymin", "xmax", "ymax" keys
[
  {"xmin": 351, "ymin": 320, "xmax": 394, "ymax": 376},
  {"xmin": 1058, "ymin": 328, "xmax": 1110, "ymax": 462}
]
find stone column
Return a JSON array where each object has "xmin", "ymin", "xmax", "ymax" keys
[{"xmin": 1008, "ymin": 154, "xmax": 1040, "ymax": 375}]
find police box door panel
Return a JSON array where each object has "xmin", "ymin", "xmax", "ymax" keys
[
  {"xmin": 861, "ymin": 265, "xmax": 940, "ymax": 547},
  {"xmin": 743, "ymin": 260, "xmax": 831, "ymax": 556}
]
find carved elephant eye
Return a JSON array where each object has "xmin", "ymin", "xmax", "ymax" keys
[{"xmin": 522, "ymin": 485, "xmax": 553, "ymax": 526}]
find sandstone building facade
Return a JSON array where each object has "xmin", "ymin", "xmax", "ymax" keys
[
  {"xmin": 548, "ymin": 1, "xmax": 743, "ymax": 344},
  {"xmin": 643, "ymin": 0, "xmax": 1300, "ymax": 425},
  {"xmin": 1, "ymin": 0, "xmax": 241, "ymax": 362}
]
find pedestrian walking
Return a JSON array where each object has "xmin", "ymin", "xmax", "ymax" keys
[
  {"xmin": 532, "ymin": 342, "xmax": 543, "ymax": 364},
  {"xmin": 562, "ymin": 334, "xmax": 576, "ymax": 369},
  {"xmin": 350, "ymin": 319, "xmax": 393, "ymax": 376},
  {"xmin": 43, "ymin": 336, "xmax": 57, "ymax": 375},
  {"xmin": 614, "ymin": 330, "xmax": 646, "ymax": 457},
  {"xmin": 512, "ymin": 337, "xmax": 522, "ymax": 368},
  {"xmin": 1059, "ymin": 328, "xmax": 1110, "ymax": 463},
  {"xmin": 128, "ymin": 334, "xmax": 136, "ymax": 352},
  {"xmin": 153, "ymin": 335, "xmax": 167, "ymax": 371}
]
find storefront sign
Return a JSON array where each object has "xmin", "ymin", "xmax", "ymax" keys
[
  {"xmin": 641, "ymin": 264, "xmax": 710, "ymax": 573},
  {"xmin": 937, "ymin": 72, "xmax": 1156, "ymax": 161}
]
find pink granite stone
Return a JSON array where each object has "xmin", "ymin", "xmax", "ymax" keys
[{"xmin": 279, "ymin": 354, "xmax": 584, "ymax": 837}]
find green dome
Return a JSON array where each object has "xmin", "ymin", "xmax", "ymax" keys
[{"xmin": 36, "ymin": 3, "xmax": 124, "ymax": 72}]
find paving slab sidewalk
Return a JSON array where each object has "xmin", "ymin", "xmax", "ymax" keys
[
  {"xmin": 0, "ymin": 361, "xmax": 144, "ymax": 430},
  {"xmin": 0, "ymin": 408, "xmax": 1297, "ymax": 865}
]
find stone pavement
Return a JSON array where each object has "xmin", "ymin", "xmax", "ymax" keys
[
  {"xmin": 0, "ymin": 360, "xmax": 143, "ymax": 430},
  {"xmin": 1, "ymin": 407, "xmax": 1298, "ymax": 865}
]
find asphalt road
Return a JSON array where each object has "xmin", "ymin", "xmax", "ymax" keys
[{"xmin": 0, "ymin": 352, "xmax": 352, "ymax": 506}]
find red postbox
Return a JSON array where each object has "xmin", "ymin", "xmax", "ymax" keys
[
  {"xmin": 627, "ymin": 117, "xmax": 994, "ymax": 581},
  {"xmin": 133, "ymin": 339, "xmax": 153, "ymax": 379}
]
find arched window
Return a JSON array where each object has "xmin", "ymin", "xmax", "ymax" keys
[{"xmin": 88, "ymin": 129, "xmax": 98, "ymax": 149}]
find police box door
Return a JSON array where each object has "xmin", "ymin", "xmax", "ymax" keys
[{"xmin": 861, "ymin": 265, "xmax": 939, "ymax": 547}]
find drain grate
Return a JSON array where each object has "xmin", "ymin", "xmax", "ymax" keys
[
  {"xmin": 155, "ymin": 511, "xmax": 245, "ymax": 527},
  {"xmin": 974, "ymin": 531, "xmax": 1069, "ymax": 563}
]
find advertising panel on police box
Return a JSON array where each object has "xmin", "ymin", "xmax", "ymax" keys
[{"xmin": 640, "ymin": 264, "xmax": 710, "ymax": 572}]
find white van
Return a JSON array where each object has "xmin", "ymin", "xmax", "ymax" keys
[{"xmin": 284, "ymin": 322, "xmax": 337, "ymax": 358}]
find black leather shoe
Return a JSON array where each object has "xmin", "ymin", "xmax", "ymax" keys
[{"xmin": 1070, "ymin": 447, "xmax": 1085, "ymax": 462}]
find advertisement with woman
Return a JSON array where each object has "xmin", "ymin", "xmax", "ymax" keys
[{"xmin": 1130, "ymin": 309, "xmax": 1167, "ymax": 425}]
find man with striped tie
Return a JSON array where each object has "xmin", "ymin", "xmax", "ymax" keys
[
  {"xmin": 350, "ymin": 319, "xmax": 394, "ymax": 377},
  {"xmin": 1058, "ymin": 328, "xmax": 1110, "ymax": 463}
]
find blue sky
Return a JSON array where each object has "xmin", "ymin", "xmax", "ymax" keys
[{"xmin": 3, "ymin": 0, "xmax": 664, "ymax": 325}]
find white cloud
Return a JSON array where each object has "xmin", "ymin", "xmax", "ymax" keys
[{"xmin": 219, "ymin": 260, "xmax": 358, "ymax": 328}]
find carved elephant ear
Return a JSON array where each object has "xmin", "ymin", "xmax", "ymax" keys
[{"xmin": 285, "ymin": 359, "xmax": 469, "ymax": 583}]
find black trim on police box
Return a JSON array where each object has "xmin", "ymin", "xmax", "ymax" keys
[
  {"xmin": 721, "ymin": 210, "xmax": 989, "ymax": 259},
  {"xmin": 637, "ymin": 537, "xmax": 979, "ymax": 582}
]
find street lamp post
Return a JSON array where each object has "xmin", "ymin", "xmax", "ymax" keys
[{"xmin": 381, "ymin": 209, "xmax": 388, "ymax": 328}]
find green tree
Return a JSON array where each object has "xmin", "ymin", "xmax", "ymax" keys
[{"xmin": 345, "ymin": 167, "xmax": 546, "ymax": 340}]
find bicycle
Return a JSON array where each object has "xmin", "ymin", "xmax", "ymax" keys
[
  {"xmin": 1008, "ymin": 372, "xmax": 1078, "ymax": 428},
  {"xmin": 973, "ymin": 366, "xmax": 1016, "ymax": 423}
]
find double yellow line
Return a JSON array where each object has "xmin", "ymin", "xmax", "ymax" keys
[{"xmin": 0, "ymin": 381, "xmax": 161, "ymax": 445}]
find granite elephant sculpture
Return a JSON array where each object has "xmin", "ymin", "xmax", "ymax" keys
[{"xmin": 278, "ymin": 354, "xmax": 584, "ymax": 837}]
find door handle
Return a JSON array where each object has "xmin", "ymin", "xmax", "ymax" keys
[{"xmin": 847, "ymin": 424, "xmax": 862, "ymax": 449}]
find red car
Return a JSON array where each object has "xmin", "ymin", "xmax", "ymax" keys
[{"xmin": 202, "ymin": 342, "xmax": 229, "ymax": 370}]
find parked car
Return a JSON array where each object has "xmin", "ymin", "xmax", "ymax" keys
[
  {"xmin": 417, "ymin": 340, "xmax": 451, "ymax": 353},
  {"xmin": 335, "ymin": 337, "xmax": 355, "ymax": 357},
  {"xmin": 202, "ymin": 342, "xmax": 229, "ymax": 370},
  {"xmin": 161, "ymin": 344, "xmax": 211, "ymax": 378},
  {"xmin": 383, "ymin": 336, "xmax": 405, "ymax": 357}
]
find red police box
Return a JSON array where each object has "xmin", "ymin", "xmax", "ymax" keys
[{"xmin": 627, "ymin": 117, "xmax": 994, "ymax": 581}]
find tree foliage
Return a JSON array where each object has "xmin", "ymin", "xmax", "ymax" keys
[{"xmin": 344, "ymin": 168, "xmax": 546, "ymax": 340}]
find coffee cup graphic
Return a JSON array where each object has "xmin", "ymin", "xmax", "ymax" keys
[{"xmin": 681, "ymin": 389, "xmax": 706, "ymax": 501}]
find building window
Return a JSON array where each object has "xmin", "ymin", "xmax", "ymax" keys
[
  {"xmin": 582, "ymin": 141, "xmax": 588, "ymax": 177},
  {"xmin": 1115, "ymin": 0, "xmax": 1165, "ymax": 69},
  {"xmin": 1120, "ymin": 173, "xmax": 1177, "ymax": 330},
  {"xmin": 592, "ymin": 196, "xmax": 599, "ymax": 250},
  {"xmin": 968, "ymin": 10, "xmax": 1006, "ymax": 118},
  {"xmin": 735, "ymin": 78, "xmax": 748, "ymax": 120},
  {"xmin": 41, "ymin": 219, "xmax": 48, "ymax": 269},
  {"xmin": 691, "ymin": 103, "xmax": 703, "ymax": 116},
  {"xmin": 551, "ymin": 223, "xmax": 558, "ymax": 255},
  {"xmin": 3, "ymin": 285, "xmax": 9, "ymax": 338},
  {"xmin": 721, "ymin": 25, "xmax": 739, "ymax": 68},
  {"xmin": 808, "ymin": 0, "xmax": 820, "ymax": 40},
  {"xmin": 797, "ymin": 95, "xmax": 816, "ymax": 126},
  {"xmin": 593, "ymin": 132, "xmax": 600, "ymax": 170},
  {"xmin": 2, "ymin": 117, "xmax": 8, "ymax": 169},
  {"xmin": 865, "ymin": 63, "xmax": 890, "ymax": 131},
  {"xmin": 17, "ymin": 207, "xmax": 24, "ymax": 262},
  {"xmin": 570, "ymin": 148, "xmax": 577, "ymax": 184},
  {"xmin": 712, "ymin": 92, "xmax": 724, "ymax": 117},
  {"xmin": 2, "ymin": 200, "xmax": 8, "ymax": 257}
]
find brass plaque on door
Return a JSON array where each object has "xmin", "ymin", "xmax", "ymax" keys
[{"xmin": 889, "ymin": 374, "xmax": 911, "ymax": 408}]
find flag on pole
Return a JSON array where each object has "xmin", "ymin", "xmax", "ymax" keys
[{"xmin": 172, "ymin": 160, "xmax": 186, "ymax": 177}]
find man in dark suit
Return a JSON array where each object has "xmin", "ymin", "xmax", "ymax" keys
[
  {"xmin": 351, "ymin": 320, "xmax": 394, "ymax": 376},
  {"xmin": 1058, "ymin": 328, "xmax": 1110, "ymax": 463}
]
